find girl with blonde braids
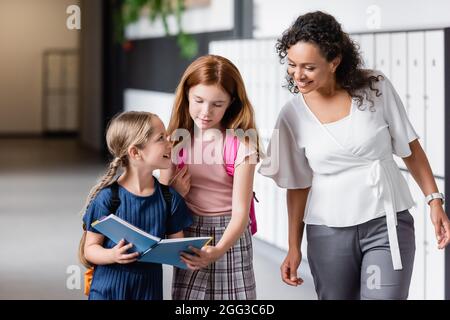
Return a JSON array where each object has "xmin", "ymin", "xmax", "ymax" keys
[{"xmin": 79, "ymin": 111, "xmax": 192, "ymax": 300}]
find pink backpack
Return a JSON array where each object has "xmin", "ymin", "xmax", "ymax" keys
[{"xmin": 177, "ymin": 134, "xmax": 258, "ymax": 235}]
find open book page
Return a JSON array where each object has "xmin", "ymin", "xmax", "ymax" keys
[
  {"xmin": 139, "ymin": 237, "xmax": 212, "ymax": 269},
  {"xmin": 92, "ymin": 214, "xmax": 160, "ymax": 254}
]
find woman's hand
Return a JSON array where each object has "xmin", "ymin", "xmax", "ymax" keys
[
  {"xmin": 280, "ymin": 248, "xmax": 304, "ymax": 286},
  {"xmin": 429, "ymin": 202, "xmax": 450, "ymax": 249},
  {"xmin": 169, "ymin": 166, "xmax": 191, "ymax": 197},
  {"xmin": 109, "ymin": 239, "xmax": 140, "ymax": 264},
  {"xmin": 180, "ymin": 245, "xmax": 222, "ymax": 270}
]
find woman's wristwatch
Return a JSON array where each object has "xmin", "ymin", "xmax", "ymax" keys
[{"xmin": 425, "ymin": 192, "xmax": 445, "ymax": 205}]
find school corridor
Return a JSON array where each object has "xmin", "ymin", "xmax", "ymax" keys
[{"xmin": 1, "ymin": 0, "xmax": 448, "ymax": 300}]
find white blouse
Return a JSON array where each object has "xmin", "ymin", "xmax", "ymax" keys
[
  {"xmin": 323, "ymin": 114, "xmax": 351, "ymax": 144},
  {"xmin": 259, "ymin": 71, "xmax": 419, "ymax": 270}
]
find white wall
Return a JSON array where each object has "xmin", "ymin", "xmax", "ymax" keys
[
  {"xmin": 253, "ymin": 0, "xmax": 450, "ymax": 38},
  {"xmin": 124, "ymin": 89, "xmax": 175, "ymax": 128},
  {"xmin": 0, "ymin": 0, "xmax": 80, "ymax": 134},
  {"xmin": 125, "ymin": 0, "xmax": 234, "ymax": 40}
]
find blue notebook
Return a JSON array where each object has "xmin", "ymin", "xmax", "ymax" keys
[{"xmin": 92, "ymin": 214, "xmax": 212, "ymax": 269}]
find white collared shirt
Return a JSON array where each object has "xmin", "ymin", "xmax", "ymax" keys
[{"xmin": 259, "ymin": 71, "xmax": 419, "ymax": 270}]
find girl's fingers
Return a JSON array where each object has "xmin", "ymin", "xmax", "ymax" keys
[
  {"xmin": 180, "ymin": 256, "xmax": 190, "ymax": 264},
  {"xmin": 170, "ymin": 167, "xmax": 186, "ymax": 184},
  {"xmin": 116, "ymin": 239, "xmax": 125, "ymax": 248},
  {"xmin": 119, "ymin": 242, "xmax": 133, "ymax": 253},
  {"xmin": 186, "ymin": 263, "xmax": 199, "ymax": 270},
  {"xmin": 175, "ymin": 166, "xmax": 188, "ymax": 180},
  {"xmin": 181, "ymin": 166, "xmax": 190, "ymax": 178},
  {"xmin": 181, "ymin": 253, "xmax": 206, "ymax": 266},
  {"xmin": 189, "ymin": 246, "xmax": 202, "ymax": 255},
  {"xmin": 180, "ymin": 252, "xmax": 199, "ymax": 262},
  {"xmin": 181, "ymin": 256, "xmax": 203, "ymax": 270},
  {"xmin": 121, "ymin": 252, "xmax": 140, "ymax": 260},
  {"xmin": 181, "ymin": 256, "xmax": 196, "ymax": 266}
]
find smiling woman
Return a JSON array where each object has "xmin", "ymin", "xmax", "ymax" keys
[
  {"xmin": 276, "ymin": 11, "xmax": 382, "ymax": 110},
  {"xmin": 259, "ymin": 11, "xmax": 450, "ymax": 300}
]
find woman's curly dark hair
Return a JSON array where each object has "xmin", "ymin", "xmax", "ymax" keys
[{"xmin": 276, "ymin": 11, "xmax": 383, "ymax": 111}]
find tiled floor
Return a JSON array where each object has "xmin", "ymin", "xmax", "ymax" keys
[{"xmin": 0, "ymin": 138, "xmax": 317, "ymax": 300}]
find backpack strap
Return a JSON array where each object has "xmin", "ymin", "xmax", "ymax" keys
[
  {"xmin": 159, "ymin": 183, "xmax": 173, "ymax": 216},
  {"xmin": 82, "ymin": 180, "xmax": 121, "ymax": 294},
  {"xmin": 82, "ymin": 180, "xmax": 121, "ymax": 231},
  {"xmin": 109, "ymin": 181, "xmax": 121, "ymax": 215},
  {"xmin": 223, "ymin": 134, "xmax": 239, "ymax": 176},
  {"xmin": 223, "ymin": 134, "xmax": 258, "ymax": 235}
]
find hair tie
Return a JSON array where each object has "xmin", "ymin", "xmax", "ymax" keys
[{"xmin": 112, "ymin": 157, "xmax": 122, "ymax": 166}]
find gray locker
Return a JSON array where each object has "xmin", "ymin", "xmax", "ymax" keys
[
  {"xmin": 389, "ymin": 32, "xmax": 408, "ymax": 170},
  {"xmin": 375, "ymin": 33, "xmax": 391, "ymax": 77},
  {"xmin": 42, "ymin": 49, "xmax": 79, "ymax": 134},
  {"xmin": 407, "ymin": 32, "xmax": 426, "ymax": 146},
  {"xmin": 425, "ymin": 30, "xmax": 445, "ymax": 178},
  {"xmin": 359, "ymin": 34, "xmax": 375, "ymax": 69},
  {"xmin": 390, "ymin": 33, "xmax": 408, "ymax": 112},
  {"xmin": 425, "ymin": 179, "xmax": 446, "ymax": 299}
]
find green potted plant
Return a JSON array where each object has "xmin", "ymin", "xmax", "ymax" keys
[{"xmin": 118, "ymin": 0, "xmax": 198, "ymax": 59}]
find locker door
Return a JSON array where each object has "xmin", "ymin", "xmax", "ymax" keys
[
  {"xmin": 253, "ymin": 40, "xmax": 263, "ymax": 130},
  {"xmin": 407, "ymin": 172, "xmax": 426, "ymax": 299},
  {"xmin": 390, "ymin": 33, "xmax": 408, "ymax": 109},
  {"xmin": 407, "ymin": 32, "xmax": 426, "ymax": 149},
  {"xmin": 250, "ymin": 40, "xmax": 261, "ymax": 126},
  {"xmin": 227, "ymin": 40, "xmax": 240, "ymax": 70},
  {"xmin": 424, "ymin": 179, "xmax": 446, "ymax": 299},
  {"xmin": 262, "ymin": 40, "xmax": 278, "ymax": 136},
  {"xmin": 425, "ymin": 30, "xmax": 445, "ymax": 178},
  {"xmin": 391, "ymin": 32, "xmax": 408, "ymax": 170},
  {"xmin": 375, "ymin": 33, "xmax": 391, "ymax": 78},
  {"xmin": 47, "ymin": 95, "xmax": 63, "ymax": 131},
  {"xmin": 65, "ymin": 95, "xmax": 78, "ymax": 131},
  {"xmin": 208, "ymin": 41, "xmax": 220, "ymax": 55},
  {"xmin": 254, "ymin": 174, "xmax": 268, "ymax": 242},
  {"xmin": 241, "ymin": 40, "xmax": 252, "ymax": 97},
  {"xmin": 264, "ymin": 178, "xmax": 274, "ymax": 245},
  {"xmin": 274, "ymin": 187, "xmax": 286, "ymax": 250},
  {"xmin": 359, "ymin": 34, "xmax": 375, "ymax": 69}
]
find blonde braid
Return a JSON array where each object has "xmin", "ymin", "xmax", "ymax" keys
[
  {"xmin": 79, "ymin": 157, "xmax": 122, "ymax": 217},
  {"xmin": 78, "ymin": 157, "xmax": 122, "ymax": 268}
]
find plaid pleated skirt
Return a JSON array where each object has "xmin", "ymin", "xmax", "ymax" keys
[{"xmin": 172, "ymin": 214, "xmax": 257, "ymax": 300}]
